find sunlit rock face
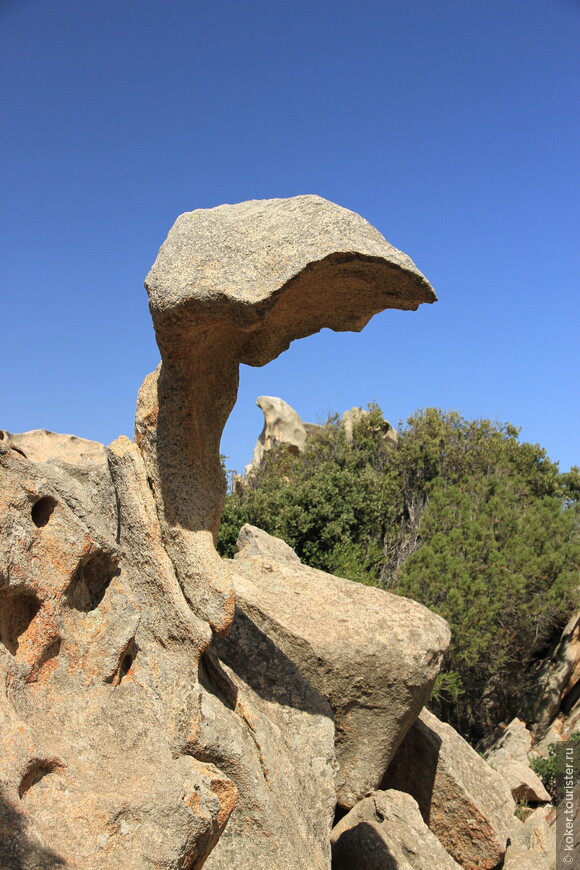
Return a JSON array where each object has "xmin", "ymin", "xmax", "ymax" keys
[
  {"xmin": 1, "ymin": 197, "xmax": 451, "ymax": 869},
  {"xmin": 245, "ymin": 396, "xmax": 309, "ymax": 477},
  {"xmin": 228, "ymin": 525, "xmax": 451, "ymax": 809},
  {"xmin": 0, "ymin": 436, "xmax": 233, "ymax": 870},
  {"xmin": 383, "ymin": 708, "xmax": 515, "ymax": 870}
]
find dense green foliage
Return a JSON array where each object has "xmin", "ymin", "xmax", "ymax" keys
[
  {"xmin": 218, "ymin": 406, "xmax": 579, "ymax": 740},
  {"xmin": 219, "ymin": 405, "xmax": 395, "ymax": 583}
]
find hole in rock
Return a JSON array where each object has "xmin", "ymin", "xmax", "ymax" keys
[
  {"xmin": 0, "ymin": 590, "xmax": 41, "ymax": 655},
  {"xmin": 219, "ymin": 325, "xmax": 388, "ymax": 489},
  {"xmin": 199, "ymin": 647, "xmax": 238, "ymax": 710},
  {"xmin": 66, "ymin": 551, "xmax": 119, "ymax": 612},
  {"xmin": 0, "ymin": 430, "xmax": 5, "ymax": 439},
  {"xmin": 333, "ymin": 804, "xmax": 350, "ymax": 826},
  {"xmin": 31, "ymin": 496, "xmax": 58, "ymax": 528},
  {"xmin": 10, "ymin": 445, "xmax": 27, "ymax": 458},
  {"xmin": 19, "ymin": 759, "xmax": 62, "ymax": 799},
  {"xmin": 107, "ymin": 638, "xmax": 138, "ymax": 685}
]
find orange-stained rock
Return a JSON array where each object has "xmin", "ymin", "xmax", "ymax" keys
[
  {"xmin": 331, "ymin": 789, "xmax": 460, "ymax": 870},
  {"xmin": 1, "ymin": 198, "xmax": 440, "ymax": 869},
  {"xmin": 383, "ymin": 708, "xmax": 515, "ymax": 870},
  {"xmin": 0, "ymin": 440, "xmax": 234, "ymax": 869}
]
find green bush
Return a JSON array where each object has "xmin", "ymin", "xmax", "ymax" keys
[
  {"xmin": 218, "ymin": 405, "xmax": 579, "ymax": 742},
  {"xmin": 219, "ymin": 405, "xmax": 395, "ymax": 584}
]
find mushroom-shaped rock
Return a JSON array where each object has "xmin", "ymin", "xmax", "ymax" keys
[{"xmin": 136, "ymin": 195, "xmax": 435, "ymax": 632}]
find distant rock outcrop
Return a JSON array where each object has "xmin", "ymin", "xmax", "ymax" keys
[
  {"xmin": 241, "ymin": 400, "xmax": 399, "ymax": 483},
  {"xmin": 245, "ymin": 396, "xmax": 310, "ymax": 477}
]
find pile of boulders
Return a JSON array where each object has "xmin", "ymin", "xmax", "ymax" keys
[{"xmin": 0, "ymin": 197, "xmax": 565, "ymax": 868}]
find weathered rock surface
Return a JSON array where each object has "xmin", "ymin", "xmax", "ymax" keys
[
  {"xmin": 485, "ymin": 718, "xmax": 551, "ymax": 803},
  {"xmin": 0, "ymin": 435, "xmax": 339, "ymax": 870},
  {"xmin": 234, "ymin": 523, "xmax": 301, "ymax": 564},
  {"xmin": 0, "ymin": 438, "xmax": 235, "ymax": 869},
  {"xmin": 137, "ymin": 195, "xmax": 435, "ymax": 636},
  {"xmin": 488, "ymin": 748, "xmax": 552, "ymax": 802},
  {"xmin": 506, "ymin": 806, "xmax": 556, "ymax": 870},
  {"xmin": 230, "ymin": 527, "xmax": 450, "ymax": 807},
  {"xmin": 0, "ymin": 428, "xmax": 117, "ymax": 545},
  {"xmin": 0, "ymin": 429, "xmax": 107, "ymax": 467},
  {"xmin": 503, "ymin": 847, "xmax": 552, "ymax": 869},
  {"xmin": 1, "ymin": 198, "xmax": 444, "ymax": 868},
  {"xmin": 534, "ymin": 700, "xmax": 580, "ymax": 757},
  {"xmin": 245, "ymin": 396, "xmax": 309, "ymax": 476},
  {"xmin": 330, "ymin": 789, "xmax": 461, "ymax": 870},
  {"xmin": 203, "ymin": 611, "xmax": 336, "ymax": 870},
  {"xmin": 488, "ymin": 717, "xmax": 535, "ymax": 759},
  {"xmin": 383, "ymin": 707, "xmax": 515, "ymax": 870}
]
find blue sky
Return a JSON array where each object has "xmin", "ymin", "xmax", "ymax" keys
[{"xmin": 1, "ymin": 0, "xmax": 578, "ymax": 475}]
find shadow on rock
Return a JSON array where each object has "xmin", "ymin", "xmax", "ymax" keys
[
  {"xmin": 332, "ymin": 821, "xmax": 399, "ymax": 870},
  {"xmin": 381, "ymin": 714, "xmax": 442, "ymax": 824},
  {"xmin": 214, "ymin": 606, "xmax": 334, "ymax": 720},
  {"xmin": 0, "ymin": 787, "xmax": 67, "ymax": 869}
]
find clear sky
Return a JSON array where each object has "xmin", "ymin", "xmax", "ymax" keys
[{"xmin": 1, "ymin": 0, "xmax": 578, "ymax": 476}]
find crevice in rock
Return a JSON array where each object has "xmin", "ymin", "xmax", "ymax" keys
[
  {"xmin": 110, "ymin": 467, "xmax": 123, "ymax": 545},
  {"xmin": 66, "ymin": 550, "xmax": 119, "ymax": 612},
  {"xmin": 18, "ymin": 758, "xmax": 63, "ymax": 799},
  {"xmin": 198, "ymin": 646, "xmax": 272, "ymax": 785},
  {"xmin": 199, "ymin": 647, "xmax": 238, "ymax": 710},
  {"xmin": 106, "ymin": 638, "xmax": 139, "ymax": 685},
  {"xmin": 0, "ymin": 589, "xmax": 41, "ymax": 655},
  {"xmin": 31, "ymin": 495, "xmax": 58, "ymax": 528},
  {"xmin": 560, "ymin": 678, "xmax": 580, "ymax": 715}
]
